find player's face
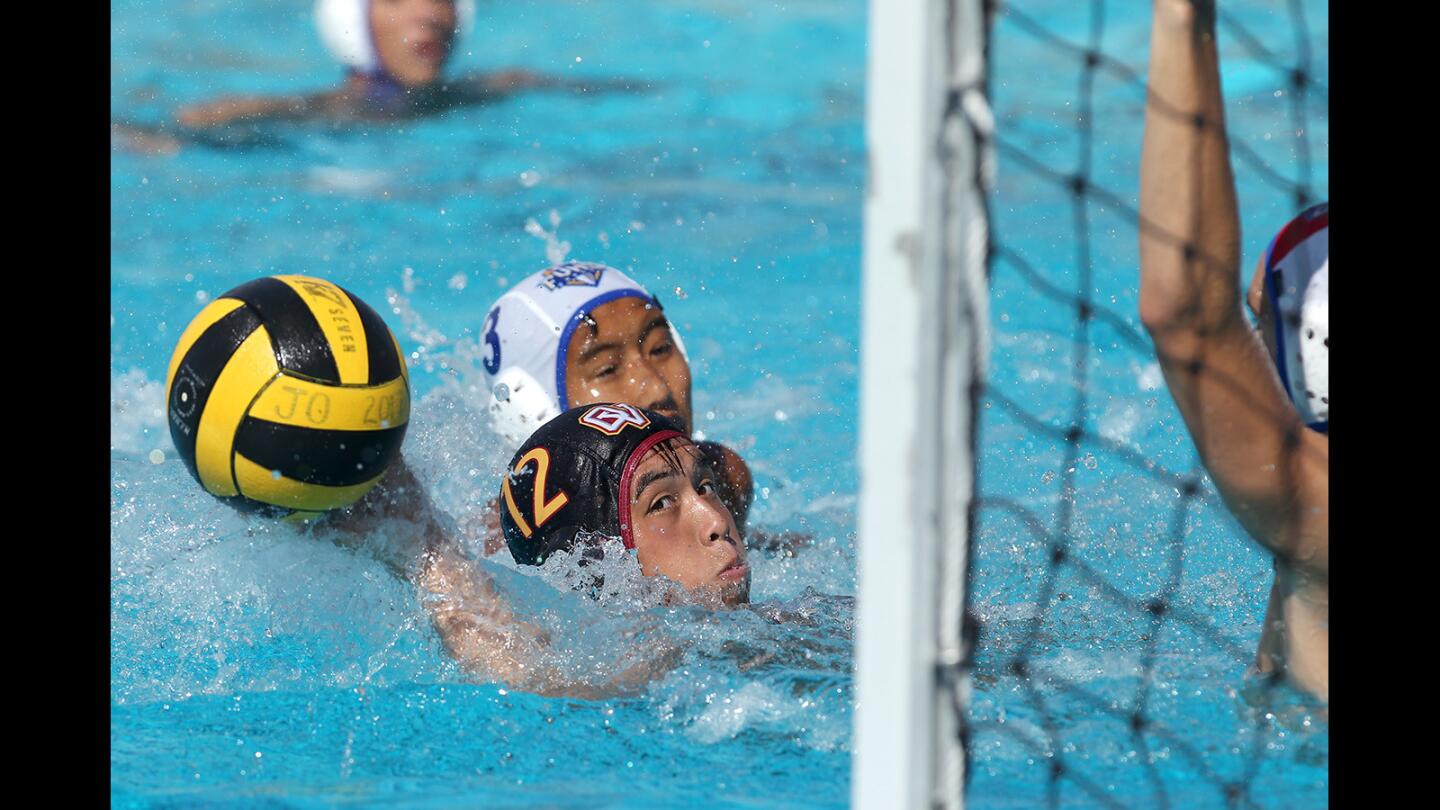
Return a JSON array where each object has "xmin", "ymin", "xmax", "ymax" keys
[
  {"xmin": 564, "ymin": 297, "xmax": 694, "ymax": 432},
  {"xmin": 370, "ymin": 0, "xmax": 457, "ymax": 87},
  {"xmin": 628, "ymin": 440, "xmax": 748, "ymax": 607}
]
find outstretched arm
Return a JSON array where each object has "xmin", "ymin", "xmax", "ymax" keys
[
  {"xmin": 448, "ymin": 69, "xmax": 652, "ymax": 105},
  {"xmin": 417, "ymin": 542, "xmax": 681, "ymax": 699},
  {"xmin": 325, "ymin": 455, "xmax": 677, "ymax": 697},
  {"xmin": 175, "ymin": 94, "xmax": 318, "ymax": 129},
  {"xmin": 1138, "ymin": 0, "xmax": 1326, "ymax": 577}
]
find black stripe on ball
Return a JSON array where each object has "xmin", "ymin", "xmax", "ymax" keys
[
  {"xmin": 168, "ymin": 305, "xmax": 263, "ymax": 483},
  {"xmin": 342, "ymin": 286, "xmax": 403, "ymax": 385},
  {"xmin": 222, "ymin": 277, "xmax": 341, "ymax": 383},
  {"xmin": 233, "ymin": 418, "xmax": 407, "ymax": 487}
]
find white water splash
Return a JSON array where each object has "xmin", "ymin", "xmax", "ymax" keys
[
  {"xmin": 532, "ymin": 532, "xmax": 674, "ymax": 612},
  {"xmin": 524, "ymin": 209, "xmax": 572, "ymax": 266},
  {"xmin": 111, "ymin": 367, "xmax": 168, "ymax": 457}
]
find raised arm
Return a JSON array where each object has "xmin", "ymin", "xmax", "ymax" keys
[{"xmin": 1138, "ymin": 0, "xmax": 1327, "ymax": 577}]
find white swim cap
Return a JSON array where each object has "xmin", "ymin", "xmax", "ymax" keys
[
  {"xmin": 314, "ymin": 0, "xmax": 475, "ymax": 76},
  {"xmin": 478, "ymin": 262, "xmax": 690, "ymax": 447},
  {"xmin": 1262, "ymin": 202, "xmax": 1328, "ymax": 432}
]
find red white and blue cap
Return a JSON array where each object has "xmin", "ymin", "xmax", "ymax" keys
[
  {"xmin": 1263, "ymin": 202, "xmax": 1328, "ymax": 433},
  {"xmin": 479, "ymin": 262, "xmax": 689, "ymax": 447}
]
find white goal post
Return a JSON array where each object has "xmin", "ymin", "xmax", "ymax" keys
[{"xmin": 852, "ymin": 0, "xmax": 992, "ymax": 807}]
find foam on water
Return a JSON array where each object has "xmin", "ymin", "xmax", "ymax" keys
[{"xmin": 111, "ymin": 346, "xmax": 859, "ymax": 803}]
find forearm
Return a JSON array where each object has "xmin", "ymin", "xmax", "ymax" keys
[
  {"xmin": 1139, "ymin": 0, "xmax": 1243, "ymax": 336},
  {"xmin": 176, "ymin": 95, "xmax": 311, "ymax": 129},
  {"xmin": 419, "ymin": 543, "xmax": 673, "ymax": 699}
]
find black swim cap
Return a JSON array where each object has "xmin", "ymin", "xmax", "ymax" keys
[{"xmin": 499, "ymin": 403, "xmax": 687, "ymax": 566}]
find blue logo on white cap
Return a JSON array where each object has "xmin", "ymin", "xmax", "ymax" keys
[{"xmin": 537, "ymin": 262, "xmax": 608, "ymax": 291}]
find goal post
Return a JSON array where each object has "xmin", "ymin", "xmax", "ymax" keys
[{"xmin": 852, "ymin": 0, "xmax": 991, "ymax": 807}]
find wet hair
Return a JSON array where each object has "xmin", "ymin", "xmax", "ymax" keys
[{"xmin": 648, "ymin": 437, "xmax": 695, "ymax": 480}]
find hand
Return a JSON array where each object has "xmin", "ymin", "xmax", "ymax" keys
[
  {"xmin": 111, "ymin": 122, "xmax": 182, "ymax": 155},
  {"xmin": 482, "ymin": 69, "xmax": 548, "ymax": 92}
]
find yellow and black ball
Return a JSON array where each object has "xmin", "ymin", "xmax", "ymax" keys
[{"xmin": 165, "ymin": 275, "xmax": 410, "ymax": 521}]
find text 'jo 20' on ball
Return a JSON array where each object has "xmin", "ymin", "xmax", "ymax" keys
[{"xmin": 164, "ymin": 275, "xmax": 410, "ymax": 521}]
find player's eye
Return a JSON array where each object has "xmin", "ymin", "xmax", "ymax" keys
[
  {"xmin": 649, "ymin": 340, "xmax": 673, "ymax": 358},
  {"xmin": 696, "ymin": 478, "xmax": 716, "ymax": 497},
  {"xmin": 646, "ymin": 494, "xmax": 675, "ymax": 514}
]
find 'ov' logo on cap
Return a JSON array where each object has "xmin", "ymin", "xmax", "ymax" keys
[{"xmin": 578, "ymin": 403, "xmax": 652, "ymax": 435}]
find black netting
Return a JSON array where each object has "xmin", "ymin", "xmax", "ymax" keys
[{"xmin": 960, "ymin": 1, "xmax": 1328, "ymax": 807}]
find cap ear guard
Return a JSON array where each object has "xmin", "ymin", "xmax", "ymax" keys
[
  {"xmin": 487, "ymin": 366, "xmax": 561, "ymax": 447},
  {"xmin": 500, "ymin": 447, "xmax": 581, "ymax": 566},
  {"xmin": 315, "ymin": 0, "xmax": 376, "ymax": 72}
]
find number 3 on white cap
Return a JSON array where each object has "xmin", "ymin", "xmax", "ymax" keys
[{"xmin": 482, "ymin": 307, "xmax": 501, "ymax": 374}]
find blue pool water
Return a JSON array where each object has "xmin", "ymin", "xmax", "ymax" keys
[{"xmin": 111, "ymin": 1, "xmax": 1327, "ymax": 807}]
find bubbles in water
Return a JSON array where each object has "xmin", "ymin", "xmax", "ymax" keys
[
  {"xmin": 148, "ymin": 449, "xmax": 165, "ymax": 465},
  {"xmin": 1137, "ymin": 361, "xmax": 1163, "ymax": 391}
]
